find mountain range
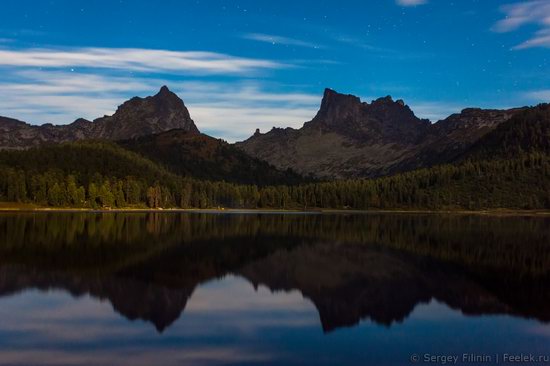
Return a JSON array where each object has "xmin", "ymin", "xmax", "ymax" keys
[
  {"xmin": 0, "ymin": 86, "xmax": 197, "ymax": 149},
  {"xmin": 237, "ymin": 88, "xmax": 526, "ymax": 178},
  {"xmin": 0, "ymin": 85, "xmax": 548, "ymax": 186},
  {"xmin": 0, "ymin": 86, "xmax": 303, "ymax": 185}
]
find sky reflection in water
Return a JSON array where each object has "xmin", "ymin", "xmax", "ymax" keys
[{"xmin": 0, "ymin": 212, "xmax": 549, "ymax": 365}]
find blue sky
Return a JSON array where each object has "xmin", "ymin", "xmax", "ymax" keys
[{"xmin": 0, "ymin": 0, "xmax": 549, "ymax": 141}]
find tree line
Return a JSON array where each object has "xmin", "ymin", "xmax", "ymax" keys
[{"xmin": 1, "ymin": 141, "xmax": 549, "ymax": 210}]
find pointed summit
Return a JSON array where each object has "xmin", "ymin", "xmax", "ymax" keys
[
  {"xmin": 309, "ymin": 88, "xmax": 426, "ymax": 138},
  {"xmin": 90, "ymin": 86, "xmax": 199, "ymax": 139},
  {"xmin": 158, "ymin": 85, "xmax": 171, "ymax": 94},
  {"xmin": 154, "ymin": 85, "xmax": 181, "ymax": 102},
  {"xmin": 319, "ymin": 88, "xmax": 362, "ymax": 112},
  {"xmin": 153, "ymin": 85, "xmax": 186, "ymax": 106},
  {"xmin": 372, "ymin": 95, "xmax": 394, "ymax": 105},
  {"xmin": 312, "ymin": 88, "xmax": 363, "ymax": 125},
  {"xmin": 237, "ymin": 87, "xmax": 435, "ymax": 179}
]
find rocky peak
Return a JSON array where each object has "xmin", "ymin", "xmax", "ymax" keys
[
  {"xmin": 94, "ymin": 86, "xmax": 199, "ymax": 139},
  {"xmin": 372, "ymin": 95, "xmax": 394, "ymax": 105},
  {"xmin": 0, "ymin": 86, "xmax": 201, "ymax": 149},
  {"xmin": 152, "ymin": 85, "xmax": 186, "ymax": 107},
  {"xmin": 157, "ymin": 85, "xmax": 171, "ymax": 95},
  {"xmin": 71, "ymin": 118, "xmax": 93, "ymax": 127},
  {"xmin": 235, "ymin": 87, "xmax": 535, "ymax": 179},
  {"xmin": 367, "ymin": 95, "xmax": 427, "ymax": 128},
  {"xmin": 115, "ymin": 86, "xmax": 188, "ymax": 115},
  {"xmin": 0, "ymin": 116, "xmax": 28, "ymax": 129},
  {"xmin": 321, "ymin": 88, "xmax": 362, "ymax": 108},
  {"xmin": 370, "ymin": 95, "xmax": 413, "ymax": 113},
  {"xmin": 435, "ymin": 107, "xmax": 524, "ymax": 135},
  {"xmin": 369, "ymin": 95, "xmax": 410, "ymax": 114},
  {"xmin": 312, "ymin": 88, "xmax": 364, "ymax": 125},
  {"xmin": 306, "ymin": 88, "xmax": 428, "ymax": 142}
]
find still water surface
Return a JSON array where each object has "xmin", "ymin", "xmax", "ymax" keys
[{"xmin": 0, "ymin": 212, "xmax": 550, "ymax": 365}]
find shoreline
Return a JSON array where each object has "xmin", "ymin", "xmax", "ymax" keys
[{"xmin": 1, "ymin": 206, "xmax": 550, "ymax": 216}]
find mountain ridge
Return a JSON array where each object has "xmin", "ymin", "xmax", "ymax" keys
[
  {"xmin": 0, "ymin": 86, "xmax": 198, "ymax": 149},
  {"xmin": 119, "ymin": 129, "xmax": 304, "ymax": 185},
  {"xmin": 236, "ymin": 88, "xmax": 526, "ymax": 178},
  {"xmin": 0, "ymin": 86, "xmax": 541, "ymax": 180}
]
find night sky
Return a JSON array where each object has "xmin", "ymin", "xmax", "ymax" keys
[{"xmin": 0, "ymin": 0, "xmax": 549, "ymax": 141}]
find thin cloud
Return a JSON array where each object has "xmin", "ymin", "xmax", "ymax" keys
[
  {"xmin": 191, "ymin": 105, "xmax": 314, "ymax": 142},
  {"xmin": 0, "ymin": 70, "xmax": 157, "ymax": 123},
  {"xmin": 396, "ymin": 0, "xmax": 427, "ymax": 6},
  {"xmin": 243, "ymin": 33, "xmax": 324, "ymax": 49},
  {"xmin": 0, "ymin": 46, "xmax": 286, "ymax": 74},
  {"xmin": 522, "ymin": 89, "xmax": 550, "ymax": 102},
  {"xmin": 493, "ymin": 1, "xmax": 550, "ymax": 49},
  {"xmin": 514, "ymin": 29, "xmax": 550, "ymax": 50},
  {"xmin": 0, "ymin": 69, "xmax": 319, "ymax": 142},
  {"xmin": 330, "ymin": 33, "xmax": 433, "ymax": 60},
  {"xmin": 175, "ymin": 81, "xmax": 319, "ymax": 106},
  {"xmin": 333, "ymin": 35, "xmax": 384, "ymax": 51},
  {"xmin": 405, "ymin": 101, "xmax": 465, "ymax": 122},
  {"xmin": 171, "ymin": 81, "xmax": 319, "ymax": 141}
]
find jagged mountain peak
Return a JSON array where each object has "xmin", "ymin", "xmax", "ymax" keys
[
  {"xmin": 157, "ymin": 85, "xmax": 171, "ymax": 95},
  {"xmin": 0, "ymin": 86, "xmax": 199, "ymax": 149},
  {"xmin": 92, "ymin": 86, "xmax": 199, "ymax": 139},
  {"xmin": 313, "ymin": 88, "xmax": 363, "ymax": 124},
  {"xmin": 372, "ymin": 95, "xmax": 394, "ymax": 104},
  {"xmin": 115, "ymin": 86, "xmax": 188, "ymax": 112},
  {"xmin": 152, "ymin": 85, "xmax": 185, "ymax": 105},
  {"xmin": 320, "ymin": 89, "xmax": 409, "ymax": 111},
  {"xmin": 0, "ymin": 116, "xmax": 28, "ymax": 129},
  {"xmin": 305, "ymin": 88, "xmax": 427, "ymax": 143},
  {"xmin": 71, "ymin": 118, "xmax": 92, "ymax": 126},
  {"xmin": 321, "ymin": 88, "xmax": 362, "ymax": 106},
  {"xmin": 239, "ymin": 87, "xmax": 522, "ymax": 179},
  {"xmin": 370, "ymin": 95, "xmax": 408, "ymax": 109}
]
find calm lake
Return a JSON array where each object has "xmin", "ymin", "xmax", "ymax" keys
[{"xmin": 1, "ymin": 212, "xmax": 550, "ymax": 365}]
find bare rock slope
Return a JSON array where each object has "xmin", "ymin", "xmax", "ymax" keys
[
  {"xmin": 236, "ymin": 88, "xmax": 523, "ymax": 179},
  {"xmin": 0, "ymin": 86, "xmax": 198, "ymax": 149}
]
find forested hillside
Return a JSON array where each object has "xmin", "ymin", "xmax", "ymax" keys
[
  {"xmin": 118, "ymin": 129, "xmax": 304, "ymax": 186},
  {"xmin": 465, "ymin": 104, "xmax": 550, "ymax": 160},
  {"xmin": 1, "ymin": 140, "xmax": 549, "ymax": 210}
]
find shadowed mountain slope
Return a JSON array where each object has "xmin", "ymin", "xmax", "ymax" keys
[
  {"xmin": 118, "ymin": 129, "xmax": 304, "ymax": 185},
  {"xmin": 236, "ymin": 88, "xmax": 526, "ymax": 179}
]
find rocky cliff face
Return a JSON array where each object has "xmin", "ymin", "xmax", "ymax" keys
[
  {"xmin": 0, "ymin": 86, "xmax": 529, "ymax": 179},
  {"xmin": 307, "ymin": 88, "xmax": 430, "ymax": 143},
  {"xmin": 0, "ymin": 116, "xmax": 95, "ymax": 150},
  {"xmin": 89, "ymin": 85, "xmax": 198, "ymax": 140},
  {"xmin": 236, "ymin": 88, "xmax": 431, "ymax": 178},
  {"xmin": 236, "ymin": 89, "xmax": 522, "ymax": 178},
  {"xmin": 0, "ymin": 86, "xmax": 198, "ymax": 149}
]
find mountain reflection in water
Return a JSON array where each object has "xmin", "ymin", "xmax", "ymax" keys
[{"xmin": 1, "ymin": 212, "xmax": 550, "ymax": 334}]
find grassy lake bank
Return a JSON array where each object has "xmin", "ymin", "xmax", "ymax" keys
[{"xmin": 1, "ymin": 202, "xmax": 550, "ymax": 216}]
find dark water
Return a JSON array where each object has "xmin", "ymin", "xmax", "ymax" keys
[{"xmin": 1, "ymin": 212, "xmax": 550, "ymax": 366}]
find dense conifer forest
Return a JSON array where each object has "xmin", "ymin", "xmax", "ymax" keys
[{"xmin": 1, "ymin": 140, "xmax": 549, "ymax": 210}]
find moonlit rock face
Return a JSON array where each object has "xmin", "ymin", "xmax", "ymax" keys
[
  {"xmin": 0, "ymin": 86, "xmax": 199, "ymax": 149},
  {"xmin": 236, "ymin": 88, "xmax": 522, "ymax": 179},
  {"xmin": 89, "ymin": 85, "xmax": 199, "ymax": 140}
]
